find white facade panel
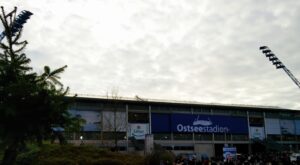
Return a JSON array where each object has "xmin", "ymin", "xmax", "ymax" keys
[
  {"xmin": 250, "ymin": 127, "xmax": 265, "ymax": 140},
  {"xmin": 102, "ymin": 111, "xmax": 126, "ymax": 132},
  {"xmin": 265, "ymin": 118, "xmax": 281, "ymax": 135},
  {"xmin": 128, "ymin": 123, "xmax": 149, "ymax": 140}
]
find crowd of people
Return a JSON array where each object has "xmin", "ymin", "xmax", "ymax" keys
[{"xmin": 173, "ymin": 152, "xmax": 298, "ymax": 165}]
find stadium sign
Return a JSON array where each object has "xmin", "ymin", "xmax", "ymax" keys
[
  {"xmin": 171, "ymin": 114, "xmax": 248, "ymax": 134},
  {"xmin": 176, "ymin": 115, "xmax": 229, "ymax": 133}
]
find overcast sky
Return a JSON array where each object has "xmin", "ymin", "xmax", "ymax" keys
[{"xmin": 2, "ymin": 0, "xmax": 300, "ymax": 109}]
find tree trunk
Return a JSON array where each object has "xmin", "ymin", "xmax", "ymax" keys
[
  {"xmin": 1, "ymin": 141, "xmax": 19, "ymax": 165},
  {"xmin": 37, "ymin": 134, "xmax": 43, "ymax": 147},
  {"xmin": 58, "ymin": 132, "xmax": 66, "ymax": 145}
]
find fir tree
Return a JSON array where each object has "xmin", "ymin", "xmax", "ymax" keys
[{"xmin": 0, "ymin": 7, "xmax": 71, "ymax": 165}]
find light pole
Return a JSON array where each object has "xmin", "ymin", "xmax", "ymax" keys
[
  {"xmin": 259, "ymin": 46, "xmax": 300, "ymax": 89},
  {"xmin": 0, "ymin": 7, "xmax": 33, "ymax": 42}
]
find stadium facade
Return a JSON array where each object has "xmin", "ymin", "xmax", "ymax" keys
[{"xmin": 64, "ymin": 96, "xmax": 300, "ymax": 158}]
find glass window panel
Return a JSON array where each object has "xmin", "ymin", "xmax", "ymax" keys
[
  {"xmin": 249, "ymin": 111, "xmax": 263, "ymax": 117},
  {"xmin": 174, "ymin": 146, "xmax": 194, "ymax": 150},
  {"xmin": 249, "ymin": 117, "xmax": 264, "ymax": 126},
  {"xmin": 231, "ymin": 110, "xmax": 247, "ymax": 117},
  {"xmin": 102, "ymin": 111, "xmax": 126, "ymax": 132},
  {"xmin": 265, "ymin": 112, "xmax": 279, "ymax": 118},
  {"xmin": 267, "ymin": 135, "xmax": 281, "ymax": 141},
  {"xmin": 75, "ymin": 102, "xmax": 103, "ymax": 111},
  {"xmin": 297, "ymin": 136, "xmax": 300, "ymax": 142},
  {"xmin": 173, "ymin": 133, "xmax": 193, "ymax": 140},
  {"xmin": 193, "ymin": 108, "xmax": 211, "ymax": 114},
  {"xmin": 194, "ymin": 134, "xmax": 212, "ymax": 141},
  {"xmin": 128, "ymin": 112, "xmax": 149, "ymax": 123},
  {"xmin": 280, "ymin": 112, "xmax": 293, "ymax": 118},
  {"xmin": 171, "ymin": 106, "xmax": 192, "ymax": 113},
  {"xmin": 128, "ymin": 104, "xmax": 148, "ymax": 111},
  {"xmin": 282, "ymin": 135, "xmax": 296, "ymax": 141},
  {"xmin": 103, "ymin": 132, "xmax": 126, "ymax": 140},
  {"xmin": 103, "ymin": 102, "xmax": 125, "ymax": 111},
  {"xmin": 232, "ymin": 134, "xmax": 248, "ymax": 141},
  {"xmin": 214, "ymin": 134, "xmax": 225, "ymax": 141},
  {"xmin": 154, "ymin": 133, "xmax": 171, "ymax": 140},
  {"xmin": 212, "ymin": 109, "xmax": 230, "ymax": 115}
]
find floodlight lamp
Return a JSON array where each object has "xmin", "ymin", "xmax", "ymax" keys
[
  {"xmin": 262, "ymin": 49, "xmax": 271, "ymax": 54},
  {"xmin": 259, "ymin": 46, "xmax": 268, "ymax": 50},
  {"xmin": 269, "ymin": 57, "xmax": 278, "ymax": 61},
  {"xmin": 266, "ymin": 53, "xmax": 274, "ymax": 57},
  {"xmin": 272, "ymin": 61, "xmax": 281, "ymax": 65}
]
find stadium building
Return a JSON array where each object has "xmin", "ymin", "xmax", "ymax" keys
[{"xmin": 64, "ymin": 95, "xmax": 300, "ymax": 158}]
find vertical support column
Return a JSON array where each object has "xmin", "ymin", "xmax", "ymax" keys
[
  {"xmin": 126, "ymin": 104, "xmax": 129, "ymax": 151},
  {"xmin": 247, "ymin": 111, "xmax": 251, "ymax": 154},
  {"xmin": 263, "ymin": 112, "xmax": 267, "ymax": 140},
  {"xmin": 101, "ymin": 109, "xmax": 104, "ymax": 145},
  {"xmin": 149, "ymin": 105, "xmax": 152, "ymax": 134},
  {"xmin": 73, "ymin": 102, "xmax": 77, "ymax": 141},
  {"xmin": 212, "ymin": 133, "xmax": 215, "ymax": 157},
  {"xmin": 191, "ymin": 107, "xmax": 195, "ymax": 151}
]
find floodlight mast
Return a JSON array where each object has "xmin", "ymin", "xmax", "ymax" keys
[{"xmin": 259, "ymin": 46, "xmax": 300, "ymax": 89}]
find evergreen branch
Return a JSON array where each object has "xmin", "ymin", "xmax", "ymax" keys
[
  {"xmin": 13, "ymin": 41, "xmax": 27, "ymax": 53},
  {"xmin": 49, "ymin": 65, "xmax": 67, "ymax": 77},
  {"xmin": 0, "ymin": 43, "xmax": 8, "ymax": 49},
  {"xmin": 12, "ymin": 30, "xmax": 22, "ymax": 44}
]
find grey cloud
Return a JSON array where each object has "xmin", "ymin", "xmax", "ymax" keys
[{"xmin": 2, "ymin": 0, "xmax": 300, "ymax": 109}]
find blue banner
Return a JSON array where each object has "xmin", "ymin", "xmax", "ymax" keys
[
  {"xmin": 151, "ymin": 113, "xmax": 171, "ymax": 132},
  {"xmin": 171, "ymin": 114, "xmax": 248, "ymax": 134}
]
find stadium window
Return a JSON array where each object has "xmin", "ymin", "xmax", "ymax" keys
[
  {"xmin": 267, "ymin": 135, "xmax": 281, "ymax": 141},
  {"xmin": 149, "ymin": 105, "xmax": 172, "ymax": 112},
  {"xmin": 231, "ymin": 134, "xmax": 248, "ymax": 141},
  {"xmin": 170, "ymin": 106, "xmax": 192, "ymax": 114},
  {"xmin": 153, "ymin": 133, "xmax": 171, "ymax": 140},
  {"xmin": 214, "ymin": 134, "xmax": 225, "ymax": 141},
  {"xmin": 249, "ymin": 111, "xmax": 263, "ymax": 117},
  {"xmin": 280, "ymin": 112, "xmax": 293, "ymax": 119},
  {"xmin": 174, "ymin": 146, "xmax": 194, "ymax": 150},
  {"xmin": 194, "ymin": 133, "xmax": 213, "ymax": 141},
  {"xmin": 297, "ymin": 136, "xmax": 300, "ymax": 142},
  {"xmin": 231, "ymin": 110, "xmax": 247, "ymax": 117},
  {"xmin": 265, "ymin": 112, "xmax": 279, "ymax": 118},
  {"xmin": 212, "ymin": 108, "xmax": 230, "ymax": 115},
  {"xmin": 128, "ymin": 112, "xmax": 149, "ymax": 123},
  {"xmin": 102, "ymin": 132, "xmax": 126, "ymax": 140},
  {"xmin": 282, "ymin": 135, "xmax": 296, "ymax": 141},
  {"xmin": 193, "ymin": 107, "xmax": 211, "ymax": 114},
  {"xmin": 128, "ymin": 104, "xmax": 148, "ymax": 111},
  {"xmin": 249, "ymin": 117, "xmax": 264, "ymax": 126},
  {"xmin": 173, "ymin": 133, "xmax": 193, "ymax": 140},
  {"xmin": 74, "ymin": 102, "xmax": 103, "ymax": 111},
  {"xmin": 103, "ymin": 102, "xmax": 125, "ymax": 111}
]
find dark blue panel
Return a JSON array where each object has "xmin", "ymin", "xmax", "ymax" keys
[
  {"xmin": 171, "ymin": 114, "xmax": 248, "ymax": 134},
  {"xmin": 151, "ymin": 113, "xmax": 171, "ymax": 132}
]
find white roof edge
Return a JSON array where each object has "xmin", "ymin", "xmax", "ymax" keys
[{"xmin": 66, "ymin": 93, "xmax": 295, "ymax": 110}]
